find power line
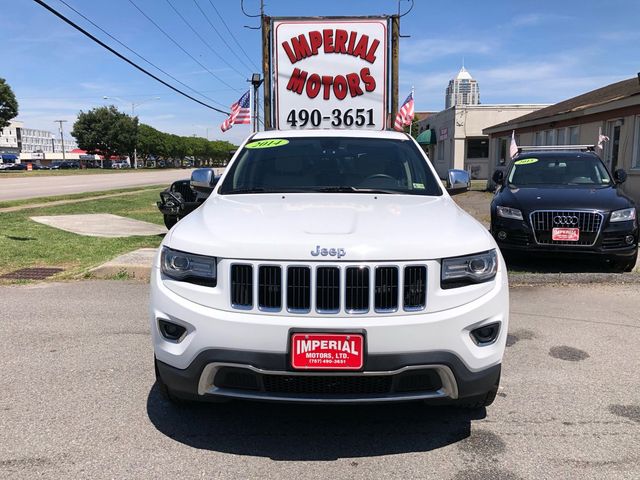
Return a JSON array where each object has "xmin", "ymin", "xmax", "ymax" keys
[
  {"xmin": 192, "ymin": 0, "xmax": 255, "ymax": 72},
  {"xmin": 127, "ymin": 0, "xmax": 241, "ymax": 93},
  {"xmin": 205, "ymin": 0, "xmax": 259, "ymax": 70},
  {"xmin": 31, "ymin": 0, "xmax": 229, "ymax": 114},
  {"xmin": 164, "ymin": 0, "xmax": 247, "ymax": 79},
  {"xmin": 55, "ymin": 0, "xmax": 228, "ymax": 109}
]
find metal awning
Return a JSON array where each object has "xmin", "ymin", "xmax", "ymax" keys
[
  {"xmin": 1, "ymin": 154, "xmax": 18, "ymax": 160},
  {"xmin": 416, "ymin": 129, "xmax": 436, "ymax": 145}
]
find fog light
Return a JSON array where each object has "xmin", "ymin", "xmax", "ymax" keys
[
  {"xmin": 470, "ymin": 322, "xmax": 501, "ymax": 346},
  {"xmin": 625, "ymin": 235, "xmax": 635, "ymax": 245},
  {"xmin": 497, "ymin": 231, "xmax": 507, "ymax": 241},
  {"xmin": 158, "ymin": 319, "xmax": 187, "ymax": 341}
]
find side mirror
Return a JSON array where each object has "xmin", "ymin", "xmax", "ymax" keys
[
  {"xmin": 190, "ymin": 168, "xmax": 216, "ymax": 193},
  {"xmin": 613, "ymin": 168, "xmax": 627, "ymax": 184},
  {"xmin": 446, "ymin": 169, "xmax": 470, "ymax": 195},
  {"xmin": 492, "ymin": 169, "xmax": 505, "ymax": 186}
]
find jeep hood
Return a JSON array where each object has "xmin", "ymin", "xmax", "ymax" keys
[{"xmin": 166, "ymin": 193, "xmax": 495, "ymax": 261}]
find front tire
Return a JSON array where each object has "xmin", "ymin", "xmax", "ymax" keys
[
  {"xmin": 163, "ymin": 214, "xmax": 178, "ymax": 230},
  {"xmin": 609, "ymin": 251, "xmax": 638, "ymax": 273},
  {"xmin": 154, "ymin": 358, "xmax": 187, "ymax": 405},
  {"xmin": 457, "ymin": 371, "xmax": 500, "ymax": 409}
]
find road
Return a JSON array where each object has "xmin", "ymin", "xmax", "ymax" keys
[
  {"xmin": 1, "ymin": 281, "xmax": 639, "ymax": 479},
  {"xmin": 0, "ymin": 169, "xmax": 194, "ymax": 201}
]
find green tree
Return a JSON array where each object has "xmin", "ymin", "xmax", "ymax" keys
[
  {"xmin": 0, "ymin": 78, "xmax": 19, "ymax": 129},
  {"xmin": 72, "ymin": 106, "xmax": 138, "ymax": 162}
]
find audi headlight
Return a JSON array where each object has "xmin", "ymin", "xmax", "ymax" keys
[
  {"xmin": 161, "ymin": 247, "xmax": 217, "ymax": 286},
  {"xmin": 441, "ymin": 250, "xmax": 498, "ymax": 289},
  {"xmin": 610, "ymin": 208, "xmax": 636, "ymax": 222},
  {"xmin": 496, "ymin": 206, "xmax": 523, "ymax": 220}
]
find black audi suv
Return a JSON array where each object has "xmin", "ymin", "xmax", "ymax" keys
[{"xmin": 490, "ymin": 148, "xmax": 638, "ymax": 272}]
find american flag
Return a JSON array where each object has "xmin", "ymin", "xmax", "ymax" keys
[
  {"xmin": 394, "ymin": 90, "xmax": 414, "ymax": 131},
  {"xmin": 220, "ymin": 90, "xmax": 251, "ymax": 132}
]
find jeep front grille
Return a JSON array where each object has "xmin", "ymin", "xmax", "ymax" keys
[
  {"xmin": 230, "ymin": 263, "xmax": 428, "ymax": 314},
  {"xmin": 530, "ymin": 210, "xmax": 603, "ymax": 246}
]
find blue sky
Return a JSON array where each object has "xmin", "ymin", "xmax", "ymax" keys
[{"xmin": 3, "ymin": 0, "xmax": 639, "ymax": 145}]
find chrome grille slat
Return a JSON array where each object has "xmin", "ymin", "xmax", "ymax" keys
[
  {"xmin": 287, "ymin": 266, "xmax": 311, "ymax": 312},
  {"xmin": 316, "ymin": 267, "xmax": 340, "ymax": 313},
  {"xmin": 258, "ymin": 266, "xmax": 282, "ymax": 311},
  {"xmin": 375, "ymin": 266, "xmax": 399, "ymax": 312},
  {"xmin": 529, "ymin": 210, "xmax": 603, "ymax": 247},
  {"xmin": 403, "ymin": 266, "xmax": 427, "ymax": 310},
  {"xmin": 230, "ymin": 264, "xmax": 253, "ymax": 308},
  {"xmin": 345, "ymin": 266, "xmax": 370, "ymax": 313}
]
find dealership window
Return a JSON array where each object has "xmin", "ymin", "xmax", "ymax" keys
[
  {"xmin": 569, "ymin": 126, "xmax": 579, "ymax": 144},
  {"xmin": 633, "ymin": 116, "xmax": 640, "ymax": 169},
  {"xmin": 544, "ymin": 130, "xmax": 556, "ymax": 145},
  {"xmin": 467, "ymin": 138, "xmax": 489, "ymax": 158},
  {"xmin": 557, "ymin": 128, "xmax": 566, "ymax": 145},
  {"xmin": 535, "ymin": 131, "xmax": 543, "ymax": 146},
  {"xmin": 498, "ymin": 137, "xmax": 507, "ymax": 165}
]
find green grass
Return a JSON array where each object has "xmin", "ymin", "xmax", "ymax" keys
[
  {"xmin": 0, "ymin": 185, "xmax": 166, "ymax": 210},
  {"xmin": 0, "ymin": 188, "xmax": 165, "ymax": 282}
]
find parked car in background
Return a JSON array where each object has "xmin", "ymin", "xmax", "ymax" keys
[
  {"xmin": 49, "ymin": 161, "xmax": 80, "ymax": 170},
  {"xmin": 156, "ymin": 173, "xmax": 220, "ymax": 228},
  {"xmin": 491, "ymin": 146, "xmax": 638, "ymax": 272},
  {"xmin": 111, "ymin": 162, "xmax": 131, "ymax": 169}
]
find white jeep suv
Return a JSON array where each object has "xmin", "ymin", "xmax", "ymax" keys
[{"xmin": 150, "ymin": 129, "xmax": 508, "ymax": 407}]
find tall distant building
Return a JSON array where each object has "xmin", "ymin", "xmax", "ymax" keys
[{"xmin": 445, "ymin": 66, "xmax": 480, "ymax": 109}]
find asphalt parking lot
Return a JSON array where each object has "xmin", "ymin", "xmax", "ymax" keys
[{"xmin": 1, "ymin": 281, "xmax": 639, "ymax": 479}]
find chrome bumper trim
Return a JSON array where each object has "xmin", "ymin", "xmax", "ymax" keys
[{"xmin": 197, "ymin": 362, "xmax": 459, "ymax": 403}]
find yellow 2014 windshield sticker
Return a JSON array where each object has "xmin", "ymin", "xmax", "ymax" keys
[
  {"xmin": 245, "ymin": 139, "xmax": 290, "ymax": 149},
  {"xmin": 514, "ymin": 158, "xmax": 538, "ymax": 165}
]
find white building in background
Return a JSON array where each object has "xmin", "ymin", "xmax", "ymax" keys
[
  {"xmin": 0, "ymin": 120, "xmax": 77, "ymax": 155},
  {"xmin": 0, "ymin": 120, "xmax": 23, "ymax": 154},
  {"xmin": 445, "ymin": 67, "xmax": 480, "ymax": 109}
]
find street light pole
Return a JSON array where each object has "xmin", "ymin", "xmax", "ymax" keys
[
  {"xmin": 54, "ymin": 120, "xmax": 67, "ymax": 160},
  {"xmin": 103, "ymin": 95, "xmax": 159, "ymax": 169}
]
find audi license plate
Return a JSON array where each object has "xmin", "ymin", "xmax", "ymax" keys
[
  {"xmin": 290, "ymin": 333, "xmax": 364, "ymax": 370},
  {"xmin": 552, "ymin": 228, "xmax": 580, "ymax": 241}
]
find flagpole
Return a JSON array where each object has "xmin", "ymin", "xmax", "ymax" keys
[{"xmin": 409, "ymin": 86, "xmax": 414, "ymax": 136}]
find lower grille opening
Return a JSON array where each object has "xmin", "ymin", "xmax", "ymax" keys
[
  {"xmin": 263, "ymin": 375, "xmax": 392, "ymax": 395},
  {"xmin": 395, "ymin": 369, "xmax": 442, "ymax": 393},
  {"xmin": 214, "ymin": 367, "xmax": 260, "ymax": 391},
  {"xmin": 212, "ymin": 367, "xmax": 443, "ymax": 397}
]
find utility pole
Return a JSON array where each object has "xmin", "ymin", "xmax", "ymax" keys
[
  {"xmin": 54, "ymin": 120, "xmax": 67, "ymax": 160},
  {"xmin": 250, "ymin": 74, "xmax": 264, "ymax": 133}
]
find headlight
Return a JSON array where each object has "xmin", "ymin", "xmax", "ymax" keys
[
  {"xmin": 441, "ymin": 250, "xmax": 498, "ymax": 289},
  {"xmin": 161, "ymin": 247, "xmax": 217, "ymax": 286},
  {"xmin": 496, "ymin": 206, "xmax": 523, "ymax": 220},
  {"xmin": 610, "ymin": 208, "xmax": 636, "ymax": 222}
]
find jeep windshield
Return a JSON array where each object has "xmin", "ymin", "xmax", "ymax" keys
[
  {"xmin": 218, "ymin": 137, "xmax": 443, "ymax": 196},
  {"xmin": 508, "ymin": 155, "xmax": 612, "ymax": 187}
]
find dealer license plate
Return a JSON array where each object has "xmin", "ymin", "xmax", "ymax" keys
[
  {"xmin": 552, "ymin": 228, "xmax": 580, "ymax": 241},
  {"xmin": 290, "ymin": 333, "xmax": 364, "ymax": 370}
]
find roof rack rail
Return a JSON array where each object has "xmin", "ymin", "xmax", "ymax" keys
[{"xmin": 517, "ymin": 145, "xmax": 596, "ymax": 152}]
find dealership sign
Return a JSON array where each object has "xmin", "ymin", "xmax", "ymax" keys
[{"xmin": 273, "ymin": 18, "xmax": 388, "ymax": 130}]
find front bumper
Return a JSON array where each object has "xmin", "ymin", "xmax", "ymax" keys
[
  {"xmin": 492, "ymin": 216, "xmax": 638, "ymax": 256},
  {"xmin": 156, "ymin": 350, "xmax": 502, "ymax": 403},
  {"xmin": 150, "ymin": 261, "xmax": 508, "ymax": 403}
]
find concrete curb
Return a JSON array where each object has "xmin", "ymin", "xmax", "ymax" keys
[{"xmin": 89, "ymin": 248, "xmax": 157, "ymax": 281}]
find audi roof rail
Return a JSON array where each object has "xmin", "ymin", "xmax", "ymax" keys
[{"xmin": 517, "ymin": 145, "xmax": 596, "ymax": 153}]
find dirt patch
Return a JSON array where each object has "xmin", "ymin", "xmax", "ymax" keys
[{"xmin": 506, "ymin": 328, "xmax": 536, "ymax": 347}]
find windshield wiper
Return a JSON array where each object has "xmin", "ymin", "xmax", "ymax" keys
[{"xmin": 313, "ymin": 186, "xmax": 401, "ymax": 194}]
